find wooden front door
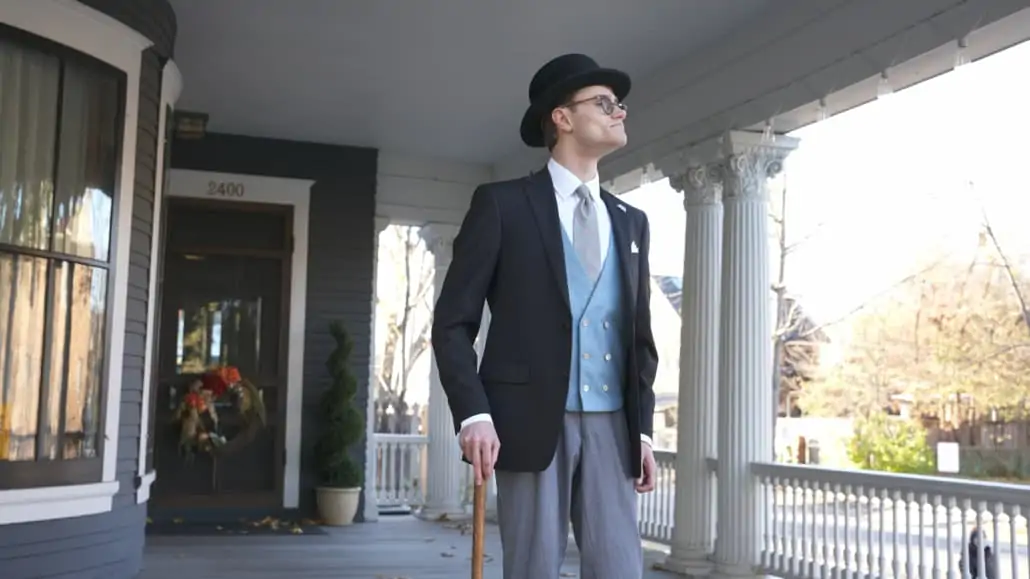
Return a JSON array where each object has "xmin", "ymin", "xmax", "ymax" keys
[{"xmin": 150, "ymin": 198, "xmax": 292, "ymax": 510}]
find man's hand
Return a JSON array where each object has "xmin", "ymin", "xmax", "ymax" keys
[
  {"xmin": 636, "ymin": 442, "xmax": 656, "ymax": 493},
  {"xmin": 459, "ymin": 421, "xmax": 501, "ymax": 485}
]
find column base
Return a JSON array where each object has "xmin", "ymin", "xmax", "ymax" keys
[
  {"xmin": 415, "ymin": 505, "xmax": 469, "ymax": 522},
  {"xmin": 655, "ymin": 552, "xmax": 714, "ymax": 576},
  {"xmin": 711, "ymin": 562, "xmax": 765, "ymax": 578}
]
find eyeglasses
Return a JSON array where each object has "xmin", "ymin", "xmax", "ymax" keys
[{"xmin": 562, "ymin": 94, "xmax": 627, "ymax": 116}]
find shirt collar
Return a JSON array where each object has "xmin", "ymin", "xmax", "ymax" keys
[{"xmin": 547, "ymin": 157, "xmax": 600, "ymax": 203}]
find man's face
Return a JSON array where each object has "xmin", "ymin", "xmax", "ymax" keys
[{"xmin": 552, "ymin": 85, "xmax": 628, "ymax": 154}]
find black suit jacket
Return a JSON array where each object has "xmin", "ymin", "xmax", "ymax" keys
[{"xmin": 430, "ymin": 167, "xmax": 659, "ymax": 478}]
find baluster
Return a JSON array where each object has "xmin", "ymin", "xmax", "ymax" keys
[
  {"xmin": 891, "ymin": 490, "xmax": 901, "ymax": 578},
  {"xmin": 960, "ymin": 498, "xmax": 972, "ymax": 579},
  {"xmin": 946, "ymin": 497, "xmax": 957, "ymax": 579},
  {"xmin": 778, "ymin": 475, "xmax": 786, "ymax": 568},
  {"xmin": 932, "ymin": 495, "xmax": 942, "ymax": 579},
  {"xmin": 763, "ymin": 475, "xmax": 773, "ymax": 569},
  {"xmin": 792, "ymin": 478, "xmax": 801, "ymax": 575},
  {"xmin": 820, "ymin": 482, "xmax": 830, "ymax": 579},
  {"xmin": 975, "ymin": 500, "xmax": 986, "ymax": 579},
  {"xmin": 910, "ymin": 490, "xmax": 918, "ymax": 576},
  {"xmin": 843, "ymin": 484, "xmax": 853, "ymax": 579},
  {"xmin": 922, "ymin": 490, "xmax": 931, "ymax": 576},
  {"xmin": 866, "ymin": 487, "xmax": 875, "ymax": 577},
  {"xmin": 801, "ymin": 479, "xmax": 810, "ymax": 575},
  {"xmin": 879, "ymin": 489, "xmax": 887, "ymax": 577},
  {"xmin": 1009, "ymin": 505, "xmax": 1021, "ymax": 579},
  {"xmin": 990, "ymin": 502, "xmax": 1001, "ymax": 579}
]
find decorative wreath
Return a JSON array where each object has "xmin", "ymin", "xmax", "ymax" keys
[{"xmin": 176, "ymin": 365, "xmax": 267, "ymax": 460}]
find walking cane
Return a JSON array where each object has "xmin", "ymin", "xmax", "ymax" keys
[{"xmin": 471, "ymin": 479, "xmax": 488, "ymax": 579}]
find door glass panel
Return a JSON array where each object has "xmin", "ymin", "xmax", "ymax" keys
[{"xmin": 175, "ymin": 298, "xmax": 262, "ymax": 375}]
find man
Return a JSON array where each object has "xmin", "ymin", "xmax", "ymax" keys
[{"xmin": 430, "ymin": 53, "xmax": 659, "ymax": 579}]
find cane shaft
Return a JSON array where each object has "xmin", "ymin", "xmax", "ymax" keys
[{"xmin": 471, "ymin": 482, "xmax": 487, "ymax": 579}]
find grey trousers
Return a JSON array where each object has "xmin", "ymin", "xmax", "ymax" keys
[{"xmin": 495, "ymin": 411, "xmax": 642, "ymax": 579}]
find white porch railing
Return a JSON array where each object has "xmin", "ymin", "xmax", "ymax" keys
[
  {"xmin": 373, "ymin": 437, "xmax": 1028, "ymax": 578},
  {"xmin": 638, "ymin": 449, "xmax": 677, "ymax": 543},
  {"xmin": 373, "ymin": 433, "xmax": 475, "ymax": 513},
  {"xmin": 753, "ymin": 463, "xmax": 1029, "ymax": 579},
  {"xmin": 373, "ymin": 433, "xmax": 428, "ymax": 511}
]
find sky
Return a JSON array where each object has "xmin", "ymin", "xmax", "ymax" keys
[{"xmin": 621, "ymin": 38, "xmax": 1030, "ymax": 326}]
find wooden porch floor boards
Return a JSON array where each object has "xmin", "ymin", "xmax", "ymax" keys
[{"xmin": 141, "ymin": 514, "xmax": 677, "ymax": 578}]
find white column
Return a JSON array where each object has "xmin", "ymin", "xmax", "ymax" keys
[
  {"xmin": 363, "ymin": 217, "xmax": 391, "ymax": 522},
  {"xmin": 418, "ymin": 223, "xmax": 466, "ymax": 519},
  {"xmin": 714, "ymin": 131, "xmax": 798, "ymax": 577},
  {"xmin": 659, "ymin": 162, "xmax": 724, "ymax": 575}
]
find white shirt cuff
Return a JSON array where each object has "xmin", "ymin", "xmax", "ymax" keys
[
  {"xmin": 459, "ymin": 413, "xmax": 493, "ymax": 435},
  {"xmin": 640, "ymin": 434, "xmax": 653, "ymax": 447}
]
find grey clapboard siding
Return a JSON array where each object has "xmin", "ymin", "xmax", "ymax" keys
[
  {"xmin": 168, "ymin": 134, "xmax": 378, "ymax": 519},
  {"xmin": 0, "ymin": 0, "xmax": 174, "ymax": 576},
  {"xmin": 0, "ymin": 47, "xmax": 165, "ymax": 579}
]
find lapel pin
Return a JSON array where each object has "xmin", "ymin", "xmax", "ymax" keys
[{"xmin": 617, "ymin": 204, "xmax": 627, "ymax": 212}]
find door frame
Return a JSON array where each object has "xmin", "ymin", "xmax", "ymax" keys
[{"xmin": 150, "ymin": 168, "xmax": 312, "ymax": 509}]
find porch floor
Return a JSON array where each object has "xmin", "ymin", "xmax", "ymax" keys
[{"xmin": 140, "ymin": 514, "xmax": 677, "ymax": 578}]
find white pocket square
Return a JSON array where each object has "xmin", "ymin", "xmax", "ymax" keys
[{"xmin": 630, "ymin": 241, "xmax": 639, "ymax": 254}]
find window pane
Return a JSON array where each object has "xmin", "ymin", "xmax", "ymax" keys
[
  {"xmin": 37, "ymin": 261, "xmax": 106, "ymax": 459},
  {"xmin": 61, "ymin": 263, "xmax": 106, "ymax": 458},
  {"xmin": 0, "ymin": 252, "xmax": 49, "ymax": 461},
  {"xmin": 51, "ymin": 64, "xmax": 119, "ymax": 261},
  {"xmin": 0, "ymin": 40, "xmax": 60, "ymax": 251}
]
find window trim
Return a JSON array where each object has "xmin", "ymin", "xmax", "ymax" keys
[
  {"xmin": 137, "ymin": 61, "xmax": 182, "ymax": 504},
  {"xmin": 0, "ymin": 0, "xmax": 152, "ymax": 524}
]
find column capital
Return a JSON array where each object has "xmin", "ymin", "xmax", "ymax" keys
[
  {"xmin": 668, "ymin": 162, "xmax": 724, "ymax": 207},
  {"xmin": 420, "ymin": 223, "xmax": 460, "ymax": 262},
  {"xmin": 721, "ymin": 130, "xmax": 799, "ymax": 201}
]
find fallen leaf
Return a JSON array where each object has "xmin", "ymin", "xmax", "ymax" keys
[{"xmin": 290, "ymin": 526, "xmax": 304, "ymax": 534}]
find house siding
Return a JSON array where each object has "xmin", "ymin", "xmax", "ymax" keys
[
  {"xmin": 0, "ymin": 1, "xmax": 173, "ymax": 577},
  {"xmin": 168, "ymin": 133, "xmax": 378, "ymax": 519}
]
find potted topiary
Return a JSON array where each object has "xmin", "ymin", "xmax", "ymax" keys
[{"xmin": 314, "ymin": 321, "xmax": 365, "ymax": 525}]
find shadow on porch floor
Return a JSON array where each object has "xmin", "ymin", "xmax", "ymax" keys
[{"xmin": 141, "ymin": 514, "xmax": 678, "ymax": 578}]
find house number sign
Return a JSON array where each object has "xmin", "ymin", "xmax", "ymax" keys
[{"xmin": 206, "ymin": 180, "xmax": 245, "ymax": 198}]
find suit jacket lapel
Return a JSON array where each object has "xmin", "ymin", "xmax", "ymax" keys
[
  {"xmin": 524, "ymin": 168, "xmax": 571, "ymax": 313},
  {"xmin": 601, "ymin": 190, "xmax": 639, "ymax": 311}
]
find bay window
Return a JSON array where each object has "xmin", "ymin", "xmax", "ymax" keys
[{"xmin": 0, "ymin": 25, "xmax": 124, "ymax": 489}]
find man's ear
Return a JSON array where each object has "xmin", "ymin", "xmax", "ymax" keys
[{"xmin": 551, "ymin": 107, "xmax": 572, "ymax": 132}]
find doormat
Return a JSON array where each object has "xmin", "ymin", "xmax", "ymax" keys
[{"xmin": 146, "ymin": 516, "xmax": 328, "ymax": 536}]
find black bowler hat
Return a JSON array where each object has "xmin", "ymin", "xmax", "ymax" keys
[{"xmin": 519, "ymin": 53, "xmax": 631, "ymax": 148}]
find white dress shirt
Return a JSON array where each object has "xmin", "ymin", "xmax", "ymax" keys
[{"xmin": 458, "ymin": 158, "xmax": 652, "ymax": 447}]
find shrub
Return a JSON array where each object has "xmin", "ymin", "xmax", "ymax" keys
[
  {"xmin": 846, "ymin": 412, "xmax": 935, "ymax": 475},
  {"xmin": 314, "ymin": 321, "xmax": 365, "ymax": 488}
]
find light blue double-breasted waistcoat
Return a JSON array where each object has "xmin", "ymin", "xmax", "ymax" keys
[{"xmin": 561, "ymin": 228, "xmax": 627, "ymax": 412}]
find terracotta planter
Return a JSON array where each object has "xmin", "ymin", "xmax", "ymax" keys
[{"xmin": 316, "ymin": 486, "xmax": 361, "ymax": 526}]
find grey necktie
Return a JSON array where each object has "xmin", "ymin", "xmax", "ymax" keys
[{"xmin": 573, "ymin": 184, "xmax": 601, "ymax": 281}]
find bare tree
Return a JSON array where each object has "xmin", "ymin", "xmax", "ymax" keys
[
  {"xmin": 376, "ymin": 225, "xmax": 434, "ymax": 433},
  {"xmin": 769, "ymin": 178, "xmax": 828, "ymax": 422}
]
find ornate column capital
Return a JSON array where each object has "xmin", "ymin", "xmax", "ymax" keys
[
  {"xmin": 721, "ymin": 130, "xmax": 799, "ymax": 201},
  {"xmin": 419, "ymin": 223, "xmax": 460, "ymax": 263},
  {"xmin": 668, "ymin": 162, "xmax": 724, "ymax": 207}
]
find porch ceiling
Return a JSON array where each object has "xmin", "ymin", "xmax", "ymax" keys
[{"xmin": 168, "ymin": 0, "xmax": 772, "ymax": 164}]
